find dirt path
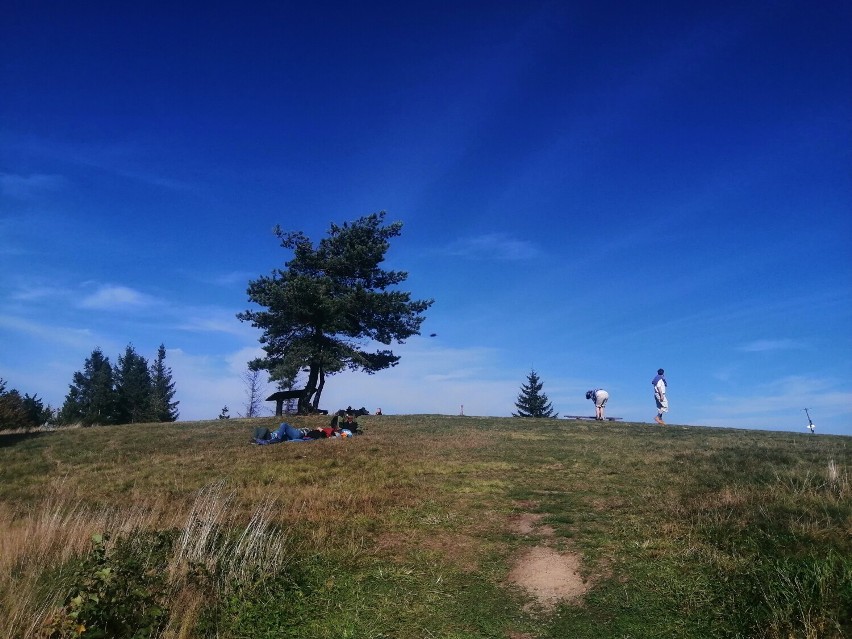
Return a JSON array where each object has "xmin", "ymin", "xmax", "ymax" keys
[{"xmin": 506, "ymin": 511, "xmax": 589, "ymax": 612}]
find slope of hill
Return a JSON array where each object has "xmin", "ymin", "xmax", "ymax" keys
[{"xmin": 1, "ymin": 415, "xmax": 849, "ymax": 638}]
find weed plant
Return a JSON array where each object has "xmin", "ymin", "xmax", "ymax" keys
[{"xmin": 0, "ymin": 416, "xmax": 849, "ymax": 638}]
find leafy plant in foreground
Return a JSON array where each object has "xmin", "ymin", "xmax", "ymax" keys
[{"xmin": 43, "ymin": 532, "xmax": 171, "ymax": 639}]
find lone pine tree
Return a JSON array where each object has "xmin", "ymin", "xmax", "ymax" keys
[
  {"xmin": 238, "ymin": 212, "xmax": 433, "ymax": 414},
  {"xmin": 513, "ymin": 369, "xmax": 557, "ymax": 418}
]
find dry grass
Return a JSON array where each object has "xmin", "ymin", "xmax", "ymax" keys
[{"xmin": 1, "ymin": 483, "xmax": 172, "ymax": 637}]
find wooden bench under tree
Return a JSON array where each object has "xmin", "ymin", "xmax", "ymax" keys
[
  {"xmin": 266, "ymin": 390, "xmax": 329, "ymax": 416},
  {"xmin": 266, "ymin": 390, "xmax": 305, "ymax": 416}
]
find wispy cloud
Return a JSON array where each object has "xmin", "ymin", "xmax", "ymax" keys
[
  {"xmin": 737, "ymin": 339, "xmax": 806, "ymax": 352},
  {"xmin": 205, "ymin": 270, "xmax": 256, "ymax": 287},
  {"xmin": 4, "ymin": 135, "xmax": 194, "ymax": 191},
  {"xmin": 177, "ymin": 312, "xmax": 255, "ymax": 337},
  {"xmin": 9, "ymin": 284, "xmax": 64, "ymax": 302},
  {"xmin": 0, "ymin": 313, "xmax": 96, "ymax": 349},
  {"xmin": 0, "ymin": 172, "xmax": 66, "ymax": 199},
  {"xmin": 699, "ymin": 375, "xmax": 852, "ymax": 419},
  {"xmin": 445, "ymin": 233, "xmax": 541, "ymax": 261},
  {"xmin": 78, "ymin": 285, "xmax": 159, "ymax": 311}
]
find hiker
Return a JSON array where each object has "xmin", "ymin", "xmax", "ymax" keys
[
  {"xmin": 652, "ymin": 369, "xmax": 668, "ymax": 425},
  {"xmin": 585, "ymin": 389, "xmax": 609, "ymax": 420}
]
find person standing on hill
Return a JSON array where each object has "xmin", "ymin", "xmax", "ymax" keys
[
  {"xmin": 652, "ymin": 369, "xmax": 668, "ymax": 424},
  {"xmin": 585, "ymin": 389, "xmax": 609, "ymax": 420}
]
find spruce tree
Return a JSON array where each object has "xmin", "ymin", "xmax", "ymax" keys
[
  {"xmin": 60, "ymin": 348, "xmax": 117, "ymax": 425},
  {"xmin": 114, "ymin": 344, "xmax": 154, "ymax": 424},
  {"xmin": 150, "ymin": 344, "xmax": 179, "ymax": 422},
  {"xmin": 513, "ymin": 369, "xmax": 558, "ymax": 418}
]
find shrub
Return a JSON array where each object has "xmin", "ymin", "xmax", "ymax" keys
[{"xmin": 42, "ymin": 532, "xmax": 172, "ymax": 639}]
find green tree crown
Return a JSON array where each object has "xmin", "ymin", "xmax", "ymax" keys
[{"xmin": 238, "ymin": 212, "xmax": 433, "ymax": 413}]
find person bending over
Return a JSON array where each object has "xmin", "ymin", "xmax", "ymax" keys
[{"xmin": 585, "ymin": 389, "xmax": 609, "ymax": 420}]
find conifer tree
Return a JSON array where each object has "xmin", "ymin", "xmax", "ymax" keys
[
  {"xmin": 0, "ymin": 378, "xmax": 28, "ymax": 430},
  {"xmin": 513, "ymin": 369, "xmax": 558, "ymax": 418},
  {"xmin": 60, "ymin": 348, "xmax": 117, "ymax": 425},
  {"xmin": 238, "ymin": 212, "xmax": 433, "ymax": 414},
  {"xmin": 114, "ymin": 345, "xmax": 154, "ymax": 424},
  {"xmin": 150, "ymin": 344, "xmax": 179, "ymax": 422}
]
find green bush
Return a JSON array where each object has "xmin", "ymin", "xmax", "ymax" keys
[{"xmin": 44, "ymin": 532, "xmax": 172, "ymax": 639}]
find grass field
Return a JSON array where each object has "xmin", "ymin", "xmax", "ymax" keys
[{"xmin": 1, "ymin": 415, "xmax": 849, "ymax": 638}]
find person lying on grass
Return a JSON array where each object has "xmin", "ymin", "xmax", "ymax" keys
[
  {"xmin": 254, "ymin": 422, "xmax": 352, "ymax": 445},
  {"xmin": 330, "ymin": 413, "xmax": 362, "ymax": 434}
]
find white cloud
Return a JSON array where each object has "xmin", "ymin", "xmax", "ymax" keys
[
  {"xmin": 167, "ymin": 349, "xmax": 249, "ymax": 420},
  {"xmin": 78, "ymin": 285, "xmax": 158, "ymax": 311},
  {"xmin": 225, "ymin": 346, "xmax": 267, "ymax": 375}
]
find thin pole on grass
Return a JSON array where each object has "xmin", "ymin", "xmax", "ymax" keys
[{"xmin": 803, "ymin": 408, "xmax": 815, "ymax": 433}]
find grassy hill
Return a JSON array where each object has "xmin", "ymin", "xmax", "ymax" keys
[{"xmin": 1, "ymin": 415, "xmax": 849, "ymax": 638}]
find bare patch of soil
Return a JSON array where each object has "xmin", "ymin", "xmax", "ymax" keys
[
  {"xmin": 509, "ymin": 513, "xmax": 555, "ymax": 537},
  {"xmin": 507, "ymin": 505, "xmax": 589, "ymax": 610},
  {"xmin": 506, "ymin": 546, "xmax": 588, "ymax": 611}
]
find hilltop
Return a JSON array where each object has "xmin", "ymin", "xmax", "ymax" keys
[{"xmin": 1, "ymin": 415, "xmax": 849, "ymax": 638}]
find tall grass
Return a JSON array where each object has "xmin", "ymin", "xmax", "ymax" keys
[{"xmin": 0, "ymin": 479, "xmax": 300, "ymax": 638}]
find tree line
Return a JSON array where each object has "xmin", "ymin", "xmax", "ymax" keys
[
  {"xmin": 58, "ymin": 344, "xmax": 179, "ymax": 426},
  {"xmin": 0, "ymin": 378, "xmax": 54, "ymax": 430}
]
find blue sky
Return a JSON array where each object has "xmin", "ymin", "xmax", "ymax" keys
[{"xmin": 1, "ymin": 1, "xmax": 850, "ymax": 434}]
